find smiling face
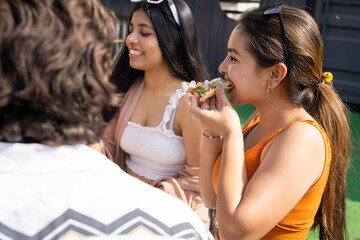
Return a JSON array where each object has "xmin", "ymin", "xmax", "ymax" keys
[
  {"xmin": 218, "ymin": 25, "xmax": 269, "ymax": 105},
  {"xmin": 126, "ymin": 10, "xmax": 165, "ymax": 72}
]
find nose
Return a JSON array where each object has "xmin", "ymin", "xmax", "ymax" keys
[
  {"xmin": 126, "ymin": 31, "xmax": 138, "ymax": 46},
  {"xmin": 218, "ymin": 57, "xmax": 227, "ymax": 75}
]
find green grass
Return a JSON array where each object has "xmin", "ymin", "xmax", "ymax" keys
[
  {"xmin": 345, "ymin": 199, "xmax": 360, "ymax": 240},
  {"xmin": 234, "ymin": 104, "xmax": 360, "ymax": 240},
  {"xmin": 308, "ymin": 199, "xmax": 360, "ymax": 240},
  {"xmin": 347, "ymin": 111, "xmax": 360, "ymax": 202}
]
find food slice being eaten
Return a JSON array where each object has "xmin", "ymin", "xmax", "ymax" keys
[{"xmin": 190, "ymin": 77, "xmax": 234, "ymax": 102}]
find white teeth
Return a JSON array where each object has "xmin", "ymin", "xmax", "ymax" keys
[{"xmin": 129, "ymin": 50, "xmax": 143, "ymax": 56}]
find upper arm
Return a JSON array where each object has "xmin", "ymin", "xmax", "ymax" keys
[
  {"xmin": 176, "ymin": 92, "xmax": 203, "ymax": 167},
  {"xmin": 233, "ymin": 122, "xmax": 326, "ymax": 237}
]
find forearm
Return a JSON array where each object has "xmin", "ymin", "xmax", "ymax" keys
[
  {"xmin": 199, "ymin": 137, "xmax": 222, "ymax": 208},
  {"xmin": 217, "ymin": 130, "xmax": 248, "ymax": 237}
]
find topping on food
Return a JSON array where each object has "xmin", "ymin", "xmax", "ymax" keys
[{"xmin": 190, "ymin": 77, "xmax": 234, "ymax": 102}]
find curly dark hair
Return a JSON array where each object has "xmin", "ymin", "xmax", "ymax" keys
[{"xmin": 0, "ymin": 0, "xmax": 117, "ymax": 146}]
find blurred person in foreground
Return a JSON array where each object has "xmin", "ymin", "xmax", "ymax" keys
[
  {"xmin": 0, "ymin": 0, "xmax": 213, "ymax": 239},
  {"xmin": 190, "ymin": 4, "xmax": 350, "ymax": 240}
]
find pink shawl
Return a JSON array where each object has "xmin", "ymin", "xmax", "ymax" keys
[
  {"xmin": 101, "ymin": 80, "xmax": 144, "ymax": 168},
  {"xmin": 100, "ymin": 79, "xmax": 209, "ymax": 228}
]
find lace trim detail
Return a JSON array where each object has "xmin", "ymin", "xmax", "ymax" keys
[
  {"xmin": 127, "ymin": 121, "xmax": 183, "ymax": 140},
  {"xmin": 127, "ymin": 82, "xmax": 189, "ymax": 138},
  {"xmin": 158, "ymin": 82, "xmax": 189, "ymax": 130}
]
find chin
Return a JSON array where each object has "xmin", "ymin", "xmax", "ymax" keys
[{"xmin": 129, "ymin": 62, "xmax": 144, "ymax": 71}]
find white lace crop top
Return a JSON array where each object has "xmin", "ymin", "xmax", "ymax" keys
[{"xmin": 120, "ymin": 82, "xmax": 189, "ymax": 180}]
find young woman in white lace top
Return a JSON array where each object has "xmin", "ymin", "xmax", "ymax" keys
[{"xmin": 101, "ymin": 0, "xmax": 211, "ymax": 228}]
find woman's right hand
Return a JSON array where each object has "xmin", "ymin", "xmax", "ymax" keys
[{"xmin": 189, "ymin": 83, "xmax": 242, "ymax": 138}]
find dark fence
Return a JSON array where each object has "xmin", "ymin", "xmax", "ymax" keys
[{"xmin": 315, "ymin": 0, "xmax": 360, "ymax": 108}]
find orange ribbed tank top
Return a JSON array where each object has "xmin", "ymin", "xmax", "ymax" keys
[{"xmin": 212, "ymin": 114, "xmax": 331, "ymax": 239}]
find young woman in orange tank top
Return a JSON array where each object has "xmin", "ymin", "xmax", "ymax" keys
[{"xmin": 190, "ymin": 4, "xmax": 350, "ymax": 240}]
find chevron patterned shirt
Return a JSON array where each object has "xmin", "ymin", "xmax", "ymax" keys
[{"xmin": 0, "ymin": 142, "xmax": 213, "ymax": 240}]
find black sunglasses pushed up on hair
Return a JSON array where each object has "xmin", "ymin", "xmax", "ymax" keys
[{"xmin": 264, "ymin": 4, "xmax": 290, "ymax": 76}]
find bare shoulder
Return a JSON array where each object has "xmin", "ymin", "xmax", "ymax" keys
[
  {"xmin": 272, "ymin": 121, "xmax": 325, "ymax": 155},
  {"xmin": 283, "ymin": 121, "xmax": 324, "ymax": 145},
  {"xmin": 265, "ymin": 121, "xmax": 326, "ymax": 178},
  {"xmin": 173, "ymin": 91, "xmax": 201, "ymax": 135},
  {"xmin": 177, "ymin": 91, "xmax": 192, "ymax": 118}
]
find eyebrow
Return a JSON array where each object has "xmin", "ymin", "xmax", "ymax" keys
[
  {"xmin": 129, "ymin": 22, "xmax": 154, "ymax": 30},
  {"xmin": 228, "ymin": 48, "xmax": 240, "ymax": 55}
]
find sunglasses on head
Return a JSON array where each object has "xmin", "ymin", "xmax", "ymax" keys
[
  {"xmin": 264, "ymin": 4, "xmax": 290, "ymax": 75},
  {"xmin": 131, "ymin": 0, "xmax": 180, "ymax": 27}
]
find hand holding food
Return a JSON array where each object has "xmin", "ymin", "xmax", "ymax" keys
[{"xmin": 190, "ymin": 77, "xmax": 234, "ymax": 102}]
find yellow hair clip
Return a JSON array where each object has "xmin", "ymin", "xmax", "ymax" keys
[{"xmin": 322, "ymin": 72, "xmax": 333, "ymax": 83}]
